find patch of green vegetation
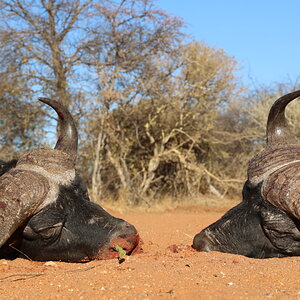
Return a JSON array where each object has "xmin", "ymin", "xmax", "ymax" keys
[{"xmin": 115, "ymin": 245, "xmax": 126, "ymax": 263}]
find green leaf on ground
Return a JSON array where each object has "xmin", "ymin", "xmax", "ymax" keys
[{"xmin": 115, "ymin": 245, "xmax": 126, "ymax": 260}]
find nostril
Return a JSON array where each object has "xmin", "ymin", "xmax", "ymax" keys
[
  {"xmin": 118, "ymin": 234, "xmax": 127, "ymax": 239},
  {"xmin": 192, "ymin": 231, "xmax": 212, "ymax": 252}
]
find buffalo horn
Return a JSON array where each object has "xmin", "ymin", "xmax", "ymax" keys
[
  {"xmin": 38, "ymin": 98, "xmax": 78, "ymax": 162},
  {"xmin": 0, "ymin": 99, "xmax": 77, "ymax": 248},
  {"xmin": 248, "ymin": 90, "xmax": 300, "ymax": 219}
]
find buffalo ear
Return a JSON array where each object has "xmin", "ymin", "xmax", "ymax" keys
[
  {"xmin": 23, "ymin": 222, "xmax": 63, "ymax": 243},
  {"xmin": 261, "ymin": 206, "xmax": 300, "ymax": 253},
  {"xmin": 23, "ymin": 206, "xmax": 64, "ymax": 243}
]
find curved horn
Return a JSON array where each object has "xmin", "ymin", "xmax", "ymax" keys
[
  {"xmin": 266, "ymin": 90, "xmax": 300, "ymax": 146},
  {"xmin": 0, "ymin": 169, "xmax": 50, "ymax": 248},
  {"xmin": 39, "ymin": 98, "xmax": 78, "ymax": 162},
  {"xmin": 247, "ymin": 90, "xmax": 300, "ymax": 220},
  {"xmin": 0, "ymin": 148, "xmax": 75, "ymax": 249},
  {"xmin": 0, "ymin": 99, "xmax": 77, "ymax": 249}
]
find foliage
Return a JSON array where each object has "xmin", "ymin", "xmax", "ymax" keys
[
  {"xmin": 0, "ymin": 53, "xmax": 44, "ymax": 159},
  {"xmin": 83, "ymin": 40, "xmax": 244, "ymax": 203},
  {"xmin": 0, "ymin": 0, "xmax": 300, "ymax": 205}
]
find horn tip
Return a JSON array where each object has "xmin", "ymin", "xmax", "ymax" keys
[{"xmin": 38, "ymin": 97, "xmax": 51, "ymax": 104}]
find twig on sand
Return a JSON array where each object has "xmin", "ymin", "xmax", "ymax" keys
[
  {"xmin": 66, "ymin": 265, "xmax": 99, "ymax": 273},
  {"xmin": 0, "ymin": 273, "xmax": 44, "ymax": 282},
  {"xmin": 184, "ymin": 233, "xmax": 193, "ymax": 238}
]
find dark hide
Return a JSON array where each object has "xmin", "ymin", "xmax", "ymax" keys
[
  {"xmin": 0, "ymin": 99, "xmax": 140, "ymax": 262},
  {"xmin": 193, "ymin": 90, "xmax": 300, "ymax": 258},
  {"xmin": 0, "ymin": 160, "xmax": 17, "ymax": 177},
  {"xmin": 193, "ymin": 182, "xmax": 300, "ymax": 258},
  {"xmin": 20, "ymin": 175, "xmax": 138, "ymax": 262},
  {"xmin": 0, "ymin": 164, "xmax": 139, "ymax": 262}
]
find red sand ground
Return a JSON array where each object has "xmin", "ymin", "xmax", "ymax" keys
[{"xmin": 0, "ymin": 206, "xmax": 299, "ymax": 299}]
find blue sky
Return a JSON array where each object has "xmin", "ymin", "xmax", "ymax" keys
[{"xmin": 157, "ymin": 0, "xmax": 300, "ymax": 87}]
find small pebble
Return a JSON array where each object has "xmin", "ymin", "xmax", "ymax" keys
[{"xmin": 44, "ymin": 261, "xmax": 57, "ymax": 267}]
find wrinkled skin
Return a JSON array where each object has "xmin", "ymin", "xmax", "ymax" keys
[
  {"xmin": 0, "ymin": 99, "xmax": 140, "ymax": 262},
  {"xmin": 193, "ymin": 90, "xmax": 300, "ymax": 258},
  {"xmin": 21, "ymin": 175, "xmax": 139, "ymax": 262},
  {"xmin": 193, "ymin": 182, "xmax": 300, "ymax": 258},
  {"xmin": 0, "ymin": 162, "xmax": 139, "ymax": 262},
  {"xmin": 0, "ymin": 160, "xmax": 139, "ymax": 262}
]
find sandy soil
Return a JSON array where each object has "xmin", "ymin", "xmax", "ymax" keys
[{"xmin": 0, "ymin": 205, "xmax": 299, "ymax": 300}]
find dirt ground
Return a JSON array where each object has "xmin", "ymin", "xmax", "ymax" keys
[{"xmin": 0, "ymin": 205, "xmax": 299, "ymax": 300}]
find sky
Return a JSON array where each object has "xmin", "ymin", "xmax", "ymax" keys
[{"xmin": 156, "ymin": 0, "xmax": 300, "ymax": 87}]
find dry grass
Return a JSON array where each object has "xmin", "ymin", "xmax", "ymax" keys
[{"xmin": 94, "ymin": 192, "xmax": 240, "ymax": 213}]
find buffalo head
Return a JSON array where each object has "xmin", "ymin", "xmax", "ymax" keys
[
  {"xmin": 0, "ymin": 98, "xmax": 140, "ymax": 262},
  {"xmin": 193, "ymin": 90, "xmax": 300, "ymax": 258}
]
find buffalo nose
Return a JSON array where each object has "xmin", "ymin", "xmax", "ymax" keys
[
  {"xmin": 111, "ymin": 222, "xmax": 140, "ymax": 255},
  {"xmin": 118, "ymin": 221, "xmax": 138, "ymax": 238},
  {"xmin": 192, "ymin": 231, "xmax": 212, "ymax": 252}
]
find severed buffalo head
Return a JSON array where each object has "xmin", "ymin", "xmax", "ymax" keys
[
  {"xmin": 193, "ymin": 90, "xmax": 300, "ymax": 258},
  {"xmin": 0, "ymin": 99, "xmax": 140, "ymax": 262}
]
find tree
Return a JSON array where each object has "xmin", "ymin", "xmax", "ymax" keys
[
  {"xmin": 74, "ymin": 0, "xmax": 185, "ymax": 203},
  {"xmin": 83, "ymin": 41, "xmax": 244, "ymax": 204},
  {"xmin": 5, "ymin": 0, "xmax": 292, "ymax": 205},
  {"xmin": 0, "ymin": 40, "xmax": 44, "ymax": 160},
  {"xmin": 0, "ymin": 0, "xmax": 96, "ymax": 106},
  {"xmin": 214, "ymin": 81, "xmax": 300, "ymax": 195},
  {"xmin": 0, "ymin": 0, "xmax": 184, "ymax": 160}
]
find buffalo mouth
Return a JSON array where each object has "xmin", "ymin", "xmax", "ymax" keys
[
  {"xmin": 192, "ymin": 230, "xmax": 214, "ymax": 252},
  {"xmin": 96, "ymin": 233, "xmax": 142, "ymax": 260}
]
